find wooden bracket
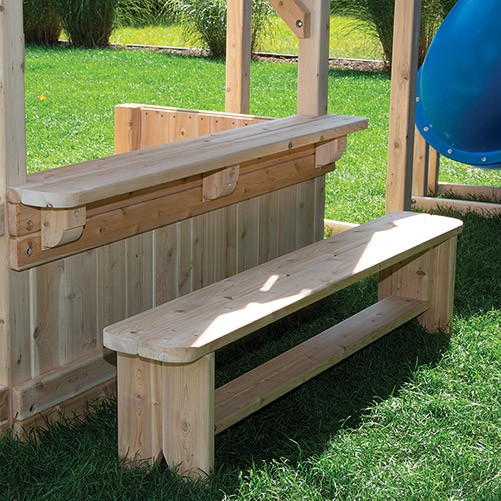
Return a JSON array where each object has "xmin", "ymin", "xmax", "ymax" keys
[
  {"xmin": 267, "ymin": 0, "xmax": 310, "ymax": 39},
  {"xmin": 316, "ymin": 136, "xmax": 347, "ymax": 168},
  {"xmin": 202, "ymin": 166, "xmax": 240, "ymax": 201},
  {"xmin": 41, "ymin": 207, "xmax": 86, "ymax": 249}
]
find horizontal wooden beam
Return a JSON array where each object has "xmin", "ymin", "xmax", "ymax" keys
[
  {"xmin": 7, "ymin": 114, "xmax": 367, "ymax": 209},
  {"xmin": 12, "ymin": 379, "xmax": 116, "ymax": 438},
  {"xmin": 267, "ymin": 0, "xmax": 310, "ymax": 39},
  {"xmin": 437, "ymin": 182, "xmax": 501, "ymax": 201},
  {"xmin": 12, "ymin": 350, "xmax": 116, "ymax": 420},
  {"xmin": 324, "ymin": 219, "xmax": 358, "ymax": 235},
  {"xmin": 10, "ymin": 145, "xmax": 335, "ymax": 270},
  {"xmin": 215, "ymin": 296, "xmax": 427, "ymax": 434},
  {"xmin": 412, "ymin": 196, "xmax": 501, "ymax": 215}
]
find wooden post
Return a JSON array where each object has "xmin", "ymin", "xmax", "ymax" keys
[
  {"xmin": 0, "ymin": 0, "xmax": 29, "ymax": 427},
  {"xmin": 386, "ymin": 0, "xmax": 421, "ymax": 213},
  {"xmin": 225, "ymin": 0, "xmax": 252, "ymax": 114},
  {"xmin": 297, "ymin": 0, "xmax": 330, "ymax": 116}
]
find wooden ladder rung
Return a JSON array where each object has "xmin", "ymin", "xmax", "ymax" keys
[{"xmin": 214, "ymin": 296, "xmax": 428, "ymax": 434}]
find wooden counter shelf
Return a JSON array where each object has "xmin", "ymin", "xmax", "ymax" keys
[{"xmin": 7, "ymin": 114, "xmax": 367, "ymax": 270}]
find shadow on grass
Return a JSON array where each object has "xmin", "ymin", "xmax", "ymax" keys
[{"xmin": 214, "ymin": 283, "xmax": 451, "ymax": 472}]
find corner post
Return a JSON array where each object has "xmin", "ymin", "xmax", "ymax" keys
[
  {"xmin": 386, "ymin": 0, "xmax": 421, "ymax": 213},
  {"xmin": 225, "ymin": 0, "xmax": 252, "ymax": 114},
  {"xmin": 0, "ymin": 0, "xmax": 29, "ymax": 430},
  {"xmin": 297, "ymin": 0, "xmax": 330, "ymax": 116}
]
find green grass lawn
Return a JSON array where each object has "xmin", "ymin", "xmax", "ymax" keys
[
  {"xmin": 110, "ymin": 15, "xmax": 386, "ymax": 60},
  {"xmin": 0, "ymin": 45, "xmax": 499, "ymax": 500}
]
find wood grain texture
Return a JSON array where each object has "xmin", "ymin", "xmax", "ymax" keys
[
  {"xmin": 12, "ymin": 378, "xmax": 116, "ymax": 439},
  {"xmin": 162, "ymin": 353, "xmax": 215, "ymax": 478},
  {"xmin": 215, "ymin": 296, "xmax": 427, "ymax": 433},
  {"xmin": 104, "ymin": 212, "xmax": 463, "ymax": 363},
  {"xmin": 118, "ymin": 353, "xmax": 162, "ymax": 465},
  {"xmin": 0, "ymin": 0, "xmax": 28, "ymax": 410},
  {"xmin": 267, "ymin": 0, "xmax": 310, "ymax": 39},
  {"xmin": 297, "ymin": 0, "xmax": 330, "ymax": 116},
  {"xmin": 418, "ymin": 237, "xmax": 458, "ymax": 333},
  {"xmin": 412, "ymin": 196, "xmax": 501, "ymax": 215},
  {"xmin": 386, "ymin": 0, "xmax": 421, "ymax": 212},
  {"xmin": 0, "ymin": 385, "xmax": 8, "ymax": 422},
  {"xmin": 8, "ymin": 114, "xmax": 367, "ymax": 208},
  {"xmin": 65, "ymin": 250, "xmax": 98, "ymax": 361},
  {"xmin": 29, "ymin": 260, "xmax": 66, "ymax": 377},
  {"xmin": 225, "ymin": 0, "xmax": 252, "ymax": 114},
  {"xmin": 12, "ymin": 350, "xmax": 116, "ymax": 420}
]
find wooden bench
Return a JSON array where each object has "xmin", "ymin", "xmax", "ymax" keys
[{"xmin": 104, "ymin": 211, "xmax": 463, "ymax": 478}]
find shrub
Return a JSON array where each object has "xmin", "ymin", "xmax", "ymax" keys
[
  {"xmin": 59, "ymin": 0, "xmax": 116, "ymax": 47},
  {"xmin": 330, "ymin": 0, "xmax": 458, "ymax": 66},
  {"xmin": 115, "ymin": 0, "xmax": 177, "ymax": 28},
  {"xmin": 23, "ymin": 0, "xmax": 62, "ymax": 45},
  {"xmin": 172, "ymin": 0, "xmax": 273, "ymax": 57}
]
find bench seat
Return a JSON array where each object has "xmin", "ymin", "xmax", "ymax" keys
[{"xmin": 103, "ymin": 211, "xmax": 463, "ymax": 478}]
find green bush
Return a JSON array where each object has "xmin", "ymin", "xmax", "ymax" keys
[
  {"xmin": 59, "ymin": 0, "xmax": 116, "ymax": 47},
  {"xmin": 172, "ymin": 0, "xmax": 272, "ymax": 57},
  {"xmin": 23, "ymin": 0, "xmax": 62, "ymax": 45},
  {"xmin": 115, "ymin": 0, "xmax": 177, "ymax": 28},
  {"xmin": 330, "ymin": 0, "xmax": 458, "ymax": 66}
]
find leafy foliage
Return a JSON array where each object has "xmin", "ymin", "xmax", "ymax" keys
[
  {"xmin": 171, "ymin": 0, "xmax": 273, "ymax": 56},
  {"xmin": 23, "ymin": 0, "xmax": 62, "ymax": 45},
  {"xmin": 59, "ymin": 0, "xmax": 116, "ymax": 47},
  {"xmin": 330, "ymin": 0, "xmax": 458, "ymax": 65},
  {"xmin": 115, "ymin": 0, "xmax": 177, "ymax": 28}
]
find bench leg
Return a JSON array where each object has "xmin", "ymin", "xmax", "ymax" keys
[
  {"xmin": 378, "ymin": 236, "xmax": 458, "ymax": 333},
  {"xmin": 418, "ymin": 237, "xmax": 458, "ymax": 333},
  {"xmin": 162, "ymin": 353, "xmax": 215, "ymax": 479},
  {"xmin": 117, "ymin": 353, "xmax": 163, "ymax": 465}
]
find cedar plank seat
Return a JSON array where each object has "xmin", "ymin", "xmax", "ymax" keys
[
  {"xmin": 103, "ymin": 211, "xmax": 463, "ymax": 478},
  {"xmin": 8, "ymin": 114, "xmax": 367, "ymax": 208}
]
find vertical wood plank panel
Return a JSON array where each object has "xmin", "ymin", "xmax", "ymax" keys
[
  {"xmin": 177, "ymin": 220, "xmax": 193, "ymax": 297},
  {"xmin": 114, "ymin": 104, "xmax": 142, "ymax": 154},
  {"xmin": 9, "ymin": 270, "xmax": 31, "ymax": 385},
  {"xmin": 30, "ymin": 261, "xmax": 66, "ymax": 377},
  {"xmin": 203, "ymin": 212, "xmax": 216, "ymax": 287},
  {"xmin": 237, "ymin": 198, "xmax": 259, "ymax": 272},
  {"xmin": 153, "ymin": 224, "xmax": 179, "ymax": 306},
  {"xmin": 65, "ymin": 250, "xmax": 98, "ymax": 360},
  {"xmin": 278, "ymin": 185, "xmax": 297, "ymax": 256},
  {"xmin": 126, "ymin": 234, "xmax": 153, "ymax": 317},
  {"xmin": 97, "ymin": 240, "xmax": 126, "ymax": 333},
  {"xmin": 191, "ymin": 215, "xmax": 205, "ymax": 292},
  {"xmin": 427, "ymin": 146, "xmax": 440, "ymax": 195},
  {"xmin": 314, "ymin": 176, "xmax": 326, "ymax": 242},
  {"xmin": 140, "ymin": 109, "xmax": 170, "ymax": 148},
  {"xmin": 295, "ymin": 179, "xmax": 316, "ymax": 248},
  {"xmin": 258, "ymin": 191, "xmax": 279, "ymax": 264}
]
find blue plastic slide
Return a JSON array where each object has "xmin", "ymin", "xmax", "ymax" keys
[{"xmin": 415, "ymin": 0, "xmax": 501, "ymax": 169}]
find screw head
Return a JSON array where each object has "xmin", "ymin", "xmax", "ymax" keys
[
  {"xmin": 296, "ymin": 20, "xmax": 303, "ymax": 28},
  {"xmin": 448, "ymin": 149, "xmax": 453, "ymax": 154},
  {"xmin": 481, "ymin": 156, "xmax": 487, "ymax": 162}
]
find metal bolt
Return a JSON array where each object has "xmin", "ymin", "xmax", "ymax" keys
[
  {"xmin": 416, "ymin": 97, "xmax": 420, "ymax": 102},
  {"xmin": 296, "ymin": 20, "xmax": 303, "ymax": 28},
  {"xmin": 481, "ymin": 156, "xmax": 487, "ymax": 162},
  {"xmin": 423, "ymin": 127, "xmax": 429, "ymax": 132},
  {"xmin": 448, "ymin": 149, "xmax": 453, "ymax": 154},
  {"xmin": 26, "ymin": 246, "xmax": 33, "ymax": 256}
]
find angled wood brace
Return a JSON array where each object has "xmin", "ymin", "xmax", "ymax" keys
[
  {"xmin": 316, "ymin": 136, "xmax": 347, "ymax": 168},
  {"xmin": 267, "ymin": 0, "xmax": 311, "ymax": 39},
  {"xmin": 41, "ymin": 207, "xmax": 86, "ymax": 249}
]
